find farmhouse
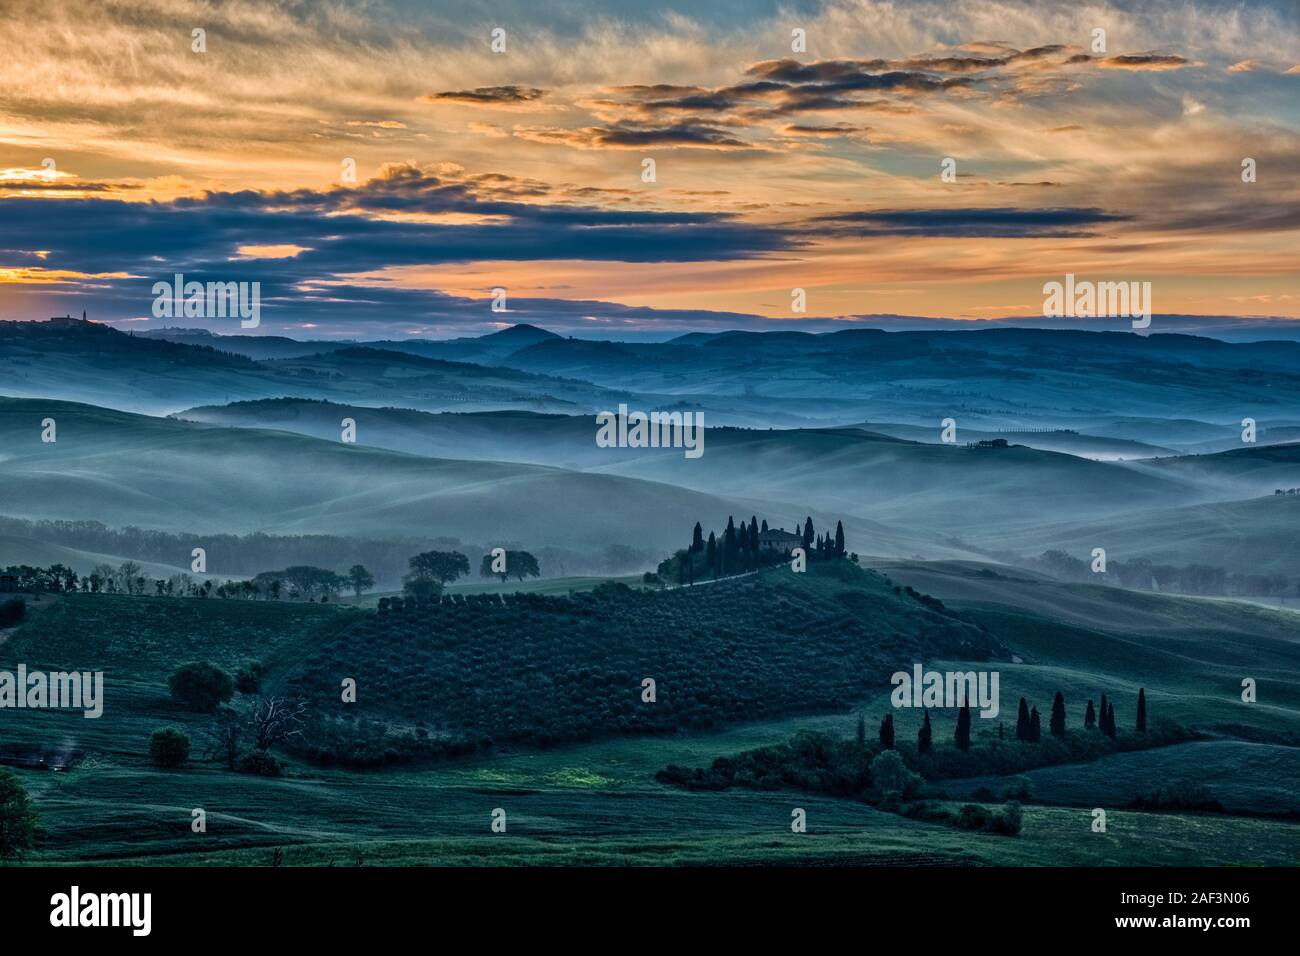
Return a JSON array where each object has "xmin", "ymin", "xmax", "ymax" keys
[{"xmin": 756, "ymin": 529, "xmax": 803, "ymax": 553}]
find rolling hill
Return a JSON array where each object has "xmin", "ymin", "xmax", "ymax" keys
[
  {"xmin": 0, "ymin": 320, "xmax": 628, "ymax": 416},
  {"xmin": 0, "ymin": 396, "xmax": 881, "ymax": 562}
]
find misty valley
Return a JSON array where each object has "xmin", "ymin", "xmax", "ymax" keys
[{"xmin": 0, "ymin": 316, "xmax": 1297, "ymax": 871}]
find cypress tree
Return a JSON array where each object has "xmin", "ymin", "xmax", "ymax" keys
[
  {"xmin": 803, "ymin": 516, "xmax": 814, "ymax": 550},
  {"xmin": 1136, "ymin": 688, "xmax": 1147, "ymax": 733},
  {"xmin": 723, "ymin": 517, "xmax": 737, "ymax": 573},
  {"xmin": 749, "ymin": 516, "xmax": 759, "ymax": 554},
  {"xmin": 1050, "ymin": 691, "xmax": 1066, "ymax": 737},
  {"xmin": 879, "ymin": 714, "xmax": 895, "ymax": 750},
  {"xmin": 918, "ymin": 710, "xmax": 932, "ymax": 754},
  {"xmin": 760, "ymin": 519, "xmax": 769, "ymax": 533},
  {"xmin": 835, "ymin": 520, "xmax": 846, "ymax": 558},
  {"xmin": 1029, "ymin": 706, "xmax": 1042, "ymax": 742},
  {"xmin": 692, "ymin": 522, "xmax": 704, "ymax": 553},
  {"xmin": 955, "ymin": 704, "xmax": 972, "ymax": 751},
  {"xmin": 1098, "ymin": 694, "xmax": 1109, "ymax": 733},
  {"xmin": 1085, "ymin": 699, "xmax": 1096, "ymax": 729},
  {"xmin": 1016, "ymin": 697, "xmax": 1030, "ymax": 741},
  {"xmin": 1104, "ymin": 701, "xmax": 1117, "ymax": 738},
  {"xmin": 706, "ymin": 532, "xmax": 717, "ymax": 579}
]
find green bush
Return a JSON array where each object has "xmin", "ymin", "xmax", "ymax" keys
[
  {"xmin": 149, "ymin": 727, "xmax": 191, "ymax": 768},
  {"xmin": 238, "ymin": 751, "xmax": 283, "ymax": 777},
  {"xmin": 168, "ymin": 661, "xmax": 234, "ymax": 712},
  {"xmin": 0, "ymin": 768, "xmax": 39, "ymax": 860},
  {"xmin": 870, "ymin": 749, "xmax": 923, "ymax": 799}
]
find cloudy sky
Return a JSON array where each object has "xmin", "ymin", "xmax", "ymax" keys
[{"xmin": 1, "ymin": 0, "xmax": 1297, "ymax": 338}]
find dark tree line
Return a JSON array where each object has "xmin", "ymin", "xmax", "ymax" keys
[{"xmin": 1014, "ymin": 688, "xmax": 1145, "ymax": 741}]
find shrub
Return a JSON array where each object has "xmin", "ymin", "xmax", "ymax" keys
[
  {"xmin": 169, "ymin": 661, "xmax": 234, "ymax": 712},
  {"xmin": 238, "ymin": 751, "xmax": 283, "ymax": 777},
  {"xmin": 0, "ymin": 768, "xmax": 39, "ymax": 860},
  {"xmin": 149, "ymin": 728, "xmax": 191, "ymax": 768},
  {"xmin": 991, "ymin": 801, "xmax": 1024, "ymax": 835},
  {"xmin": 0, "ymin": 598, "xmax": 26, "ymax": 627},
  {"xmin": 235, "ymin": 661, "xmax": 265, "ymax": 694},
  {"xmin": 955, "ymin": 803, "xmax": 992, "ymax": 831},
  {"xmin": 1003, "ymin": 775, "xmax": 1034, "ymax": 801},
  {"xmin": 870, "ymin": 749, "xmax": 923, "ymax": 799}
]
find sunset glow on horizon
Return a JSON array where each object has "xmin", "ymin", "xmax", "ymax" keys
[{"xmin": 0, "ymin": 0, "xmax": 1297, "ymax": 338}]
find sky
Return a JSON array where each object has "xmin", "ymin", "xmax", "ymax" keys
[{"xmin": 0, "ymin": 0, "xmax": 1297, "ymax": 339}]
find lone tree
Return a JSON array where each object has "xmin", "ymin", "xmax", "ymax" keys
[
  {"xmin": 0, "ymin": 768, "xmax": 39, "ymax": 860},
  {"xmin": 879, "ymin": 713, "xmax": 895, "ymax": 750},
  {"xmin": 346, "ymin": 564, "xmax": 375, "ymax": 599},
  {"xmin": 1085, "ymin": 699, "xmax": 1097, "ymax": 730},
  {"xmin": 479, "ymin": 550, "xmax": 541, "ymax": 583},
  {"xmin": 408, "ymin": 551, "xmax": 469, "ymax": 587},
  {"xmin": 1136, "ymin": 688, "xmax": 1147, "ymax": 733},
  {"xmin": 917, "ymin": 710, "xmax": 933, "ymax": 755},
  {"xmin": 955, "ymin": 703, "xmax": 972, "ymax": 751},
  {"xmin": 1050, "ymin": 691, "xmax": 1066, "ymax": 737},
  {"xmin": 149, "ymin": 727, "xmax": 191, "ymax": 768},
  {"xmin": 1016, "ymin": 697, "xmax": 1031, "ymax": 741},
  {"xmin": 169, "ymin": 662, "xmax": 234, "ymax": 713},
  {"xmin": 205, "ymin": 706, "xmax": 243, "ymax": 770}
]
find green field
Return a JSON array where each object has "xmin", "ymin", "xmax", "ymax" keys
[{"xmin": 2, "ymin": 559, "xmax": 1298, "ymax": 866}]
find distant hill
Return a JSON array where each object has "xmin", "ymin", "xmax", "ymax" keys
[
  {"xmin": 0, "ymin": 319, "xmax": 628, "ymax": 415},
  {"xmin": 849, "ymin": 422, "xmax": 1175, "ymax": 461},
  {"xmin": 137, "ymin": 327, "xmax": 352, "ymax": 360},
  {"xmin": 494, "ymin": 327, "xmax": 1300, "ymax": 437},
  {"xmin": 584, "ymin": 425, "xmax": 1204, "ymax": 535},
  {"xmin": 0, "ymin": 396, "xmax": 868, "ymax": 560}
]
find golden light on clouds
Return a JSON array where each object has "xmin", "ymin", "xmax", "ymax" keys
[{"xmin": 0, "ymin": 0, "xmax": 1295, "ymax": 330}]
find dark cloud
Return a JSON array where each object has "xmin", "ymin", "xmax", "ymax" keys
[
  {"xmin": 513, "ymin": 122, "xmax": 756, "ymax": 150},
  {"xmin": 421, "ymin": 85, "xmax": 546, "ymax": 104},
  {"xmin": 1094, "ymin": 53, "xmax": 1190, "ymax": 70},
  {"xmin": 811, "ymin": 207, "xmax": 1130, "ymax": 238},
  {"xmin": 0, "ymin": 167, "xmax": 800, "ymax": 328}
]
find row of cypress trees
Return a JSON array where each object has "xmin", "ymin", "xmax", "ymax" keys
[
  {"xmin": 1019, "ymin": 688, "xmax": 1147, "ymax": 741},
  {"xmin": 862, "ymin": 688, "xmax": 1148, "ymax": 755}
]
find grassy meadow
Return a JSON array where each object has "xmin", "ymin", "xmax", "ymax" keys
[{"xmin": 2, "ymin": 559, "xmax": 1297, "ymax": 867}]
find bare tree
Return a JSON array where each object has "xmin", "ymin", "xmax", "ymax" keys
[{"xmin": 242, "ymin": 695, "xmax": 308, "ymax": 751}]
